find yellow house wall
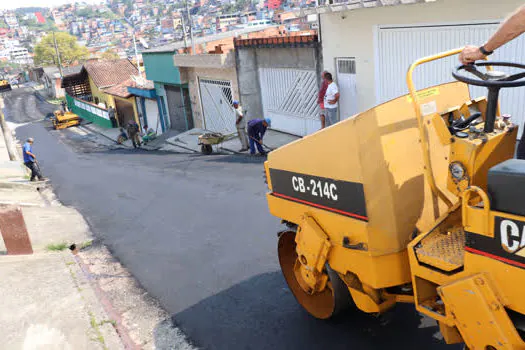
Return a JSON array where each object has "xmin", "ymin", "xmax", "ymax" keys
[
  {"xmin": 112, "ymin": 94, "xmax": 140, "ymax": 126},
  {"xmin": 88, "ymin": 76, "xmax": 111, "ymax": 107},
  {"xmin": 87, "ymin": 76, "xmax": 139, "ymax": 126}
]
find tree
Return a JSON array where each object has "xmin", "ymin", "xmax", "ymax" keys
[
  {"xmin": 100, "ymin": 50, "xmax": 120, "ymax": 60},
  {"xmin": 34, "ymin": 32, "xmax": 89, "ymax": 67}
]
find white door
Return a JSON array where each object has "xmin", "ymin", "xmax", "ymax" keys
[
  {"xmin": 259, "ymin": 68, "xmax": 320, "ymax": 136},
  {"xmin": 145, "ymin": 99, "xmax": 162, "ymax": 134},
  {"xmin": 377, "ymin": 22, "xmax": 525, "ymax": 137},
  {"xmin": 199, "ymin": 78, "xmax": 236, "ymax": 134},
  {"xmin": 336, "ymin": 57, "xmax": 357, "ymax": 120}
]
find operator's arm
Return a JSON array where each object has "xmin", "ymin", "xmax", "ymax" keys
[
  {"xmin": 485, "ymin": 5, "xmax": 525, "ymax": 52},
  {"xmin": 460, "ymin": 5, "xmax": 525, "ymax": 64}
]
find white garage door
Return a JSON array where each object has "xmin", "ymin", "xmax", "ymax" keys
[
  {"xmin": 377, "ymin": 22, "xmax": 525, "ymax": 137},
  {"xmin": 259, "ymin": 68, "xmax": 320, "ymax": 136}
]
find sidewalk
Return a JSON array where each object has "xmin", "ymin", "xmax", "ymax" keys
[
  {"xmin": 0, "ymin": 107, "xmax": 195, "ymax": 349},
  {"xmin": 160, "ymin": 127, "xmax": 301, "ymax": 154},
  {"xmin": 79, "ymin": 122, "xmax": 176, "ymax": 151},
  {"xmin": 79, "ymin": 119, "xmax": 300, "ymax": 155},
  {"xmin": 0, "ymin": 254, "xmax": 123, "ymax": 349},
  {"xmin": 0, "ymin": 124, "xmax": 124, "ymax": 349}
]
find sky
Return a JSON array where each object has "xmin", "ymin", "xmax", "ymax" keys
[{"xmin": 1, "ymin": 0, "xmax": 103, "ymax": 10}]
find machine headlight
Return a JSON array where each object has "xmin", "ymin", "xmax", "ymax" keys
[{"xmin": 449, "ymin": 162, "xmax": 466, "ymax": 182}]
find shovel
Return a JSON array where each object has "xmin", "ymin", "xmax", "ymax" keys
[{"xmin": 249, "ymin": 136, "xmax": 274, "ymax": 151}]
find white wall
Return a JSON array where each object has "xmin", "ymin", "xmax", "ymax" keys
[
  {"xmin": 145, "ymin": 99, "xmax": 162, "ymax": 134},
  {"xmin": 320, "ymin": 0, "xmax": 524, "ymax": 112}
]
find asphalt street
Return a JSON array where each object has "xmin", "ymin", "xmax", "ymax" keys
[{"xmin": 5, "ymin": 87, "xmax": 461, "ymax": 349}]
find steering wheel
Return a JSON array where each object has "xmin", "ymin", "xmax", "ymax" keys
[{"xmin": 452, "ymin": 62, "xmax": 525, "ymax": 133}]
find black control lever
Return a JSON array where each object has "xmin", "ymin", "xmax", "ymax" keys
[{"xmin": 450, "ymin": 112, "xmax": 482, "ymax": 133}]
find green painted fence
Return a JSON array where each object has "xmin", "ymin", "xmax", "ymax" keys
[{"xmin": 66, "ymin": 94, "xmax": 112, "ymax": 128}]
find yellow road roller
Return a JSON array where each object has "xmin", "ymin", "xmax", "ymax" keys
[
  {"xmin": 264, "ymin": 48, "xmax": 525, "ymax": 349},
  {"xmin": 0, "ymin": 79, "xmax": 11, "ymax": 92},
  {"xmin": 53, "ymin": 110, "xmax": 80, "ymax": 130}
]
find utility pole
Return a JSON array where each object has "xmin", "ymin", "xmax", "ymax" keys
[
  {"xmin": 52, "ymin": 31, "xmax": 63, "ymax": 78},
  {"xmin": 185, "ymin": 0, "xmax": 195, "ymax": 54},
  {"xmin": 132, "ymin": 32, "xmax": 141, "ymax": 73},
  {"xmin": 180, "ymin": 11, "xmax": 188, "ymax": 52},
  {"xmin": 0, "ymin": 95, "xmax": 18, "ymax": 161}
]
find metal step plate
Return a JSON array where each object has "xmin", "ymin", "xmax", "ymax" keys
[{"xmin": 415, "ymin": 227, "xmax": 465, "ymax": 272}]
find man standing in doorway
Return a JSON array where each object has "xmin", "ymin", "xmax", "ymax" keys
[
  {"xmin": 459, "ymin": 5, "xmax": 525, "ymax": 158},
  {"xmin": 233, "ymin": 100, "xmax": 248, "ymax": 152},
  {"xmin": 23, "ymin": 138, "xmax": 44, "ymax": 182},
  {"xmin": 318, "ymin": 71, "xmax": 329, "ymax": 129},
  {"xmin": 323, "ymin": 72, "xmax": 340, "ymax": 127},
  {"xmin": 108, "ymin": 106, "xmax": 117, "ymax": 128}
]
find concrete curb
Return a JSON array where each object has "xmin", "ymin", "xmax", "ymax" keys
[
  {"xmin": 74, "ymin": 253, "xmax": 140, "ymax": 350},
  {"xmin": 79, "ymin": 125, "xmax": 161, "ymax": 152},
  {"xmin": 164, "ymin": 140, "xmax": 200, "ymax": 153},
  {"xmin": 78, "ymin": 124, "xmax": 132, "ymax": 150},
  {"xmin": 220, "ymin": 146, "xmax": 245, "ymax": 155},
  {"xmin": 0, "ymin": 181, "xmax": 34, "ymax": 190}
]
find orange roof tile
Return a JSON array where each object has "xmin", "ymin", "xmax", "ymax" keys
[{"xmin": 83, "ymin": 59, "xmax": 138, "ymax": 89}]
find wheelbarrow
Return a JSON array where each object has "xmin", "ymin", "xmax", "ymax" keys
[{"xmin": 197, "ymin": 132, "xmax": 237, "ymax": 155}]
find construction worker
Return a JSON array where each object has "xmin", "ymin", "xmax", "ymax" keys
[
  {"xmin": 459, "ymin": 5, "xmax": 525, "ymax": 158},
  {"xmin": 247, "ymin": 118, "xmax": 271, "ymax": 156},
  {"xmin": 233, "ymin": 100, "xmax": 248, "ymax": 152},
  {"xmin": 126, "ymin": 120, "xmax": 141, "ymax": 148},
  {"xmin": 142, "ymin": 125, "xmax": 157, "ymax": 145},
  {"xmin": 23, "ymin": 138, "xmax": 45, "ymax": 182}
]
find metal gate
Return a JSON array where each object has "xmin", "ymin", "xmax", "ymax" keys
[
  {"xmin": 259, "ymin": 68, "xmax": 320, "ymax": 136},
  {"xmin": 199, "ymin": 78, "xmax": 235, "ymax": 134},
  {"xmin": 377, "ymin": 22, "xmax": 525, "ymax": 137},
  {"xmin": 336, "ymin": 58, "xmax": 357, "ymax": 121}
]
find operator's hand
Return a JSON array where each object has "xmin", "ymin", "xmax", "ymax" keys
[
  {"xmin": 459, "ymin": 45, "xmax": 486, "ymax": 65},
  {"xmin": 328, "ymin": 99, "xmax": 336, "ymax": 105}
]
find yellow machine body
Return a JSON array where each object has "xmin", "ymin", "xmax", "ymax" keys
[
  {"xmin": 53, "ymin": 110, "xmax": 80, "ymax": 130},
  {"xmin": 0, "ymin": 79, "xmax": 11, "ymax": 92},
  {"xmin": 265, "ymin": 49, "xmax": 525, "ymax": 348}
]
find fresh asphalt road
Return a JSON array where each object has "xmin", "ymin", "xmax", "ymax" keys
[{"xmin": 5, "ymin": 87, "xmax": 461, "ymax": 349}]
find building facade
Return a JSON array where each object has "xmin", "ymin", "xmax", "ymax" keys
[
  {"xmin": 142, "ymin": 50, "xmax": 192, "ymax": 132},
  {"xmin": 235, "ymin": 35, "xmax": 322, "ymax": 136},
  {"xmin": 318, "ymin": 0, "xmax": 525, "ymax": 130}
]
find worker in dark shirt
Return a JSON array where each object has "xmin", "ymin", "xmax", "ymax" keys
[{"xmin": 247, "ymin": 118, "xmax": 271, "ymax": 155}]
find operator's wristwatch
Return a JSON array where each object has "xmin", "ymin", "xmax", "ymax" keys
[{"xmin": 479, "ymin": 45, "xmax": 494, "ymax": 56}]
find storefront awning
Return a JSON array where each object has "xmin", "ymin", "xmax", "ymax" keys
[{"xmin": 127, "ymin": 86, "xmax": 156, "ymax": 99}]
